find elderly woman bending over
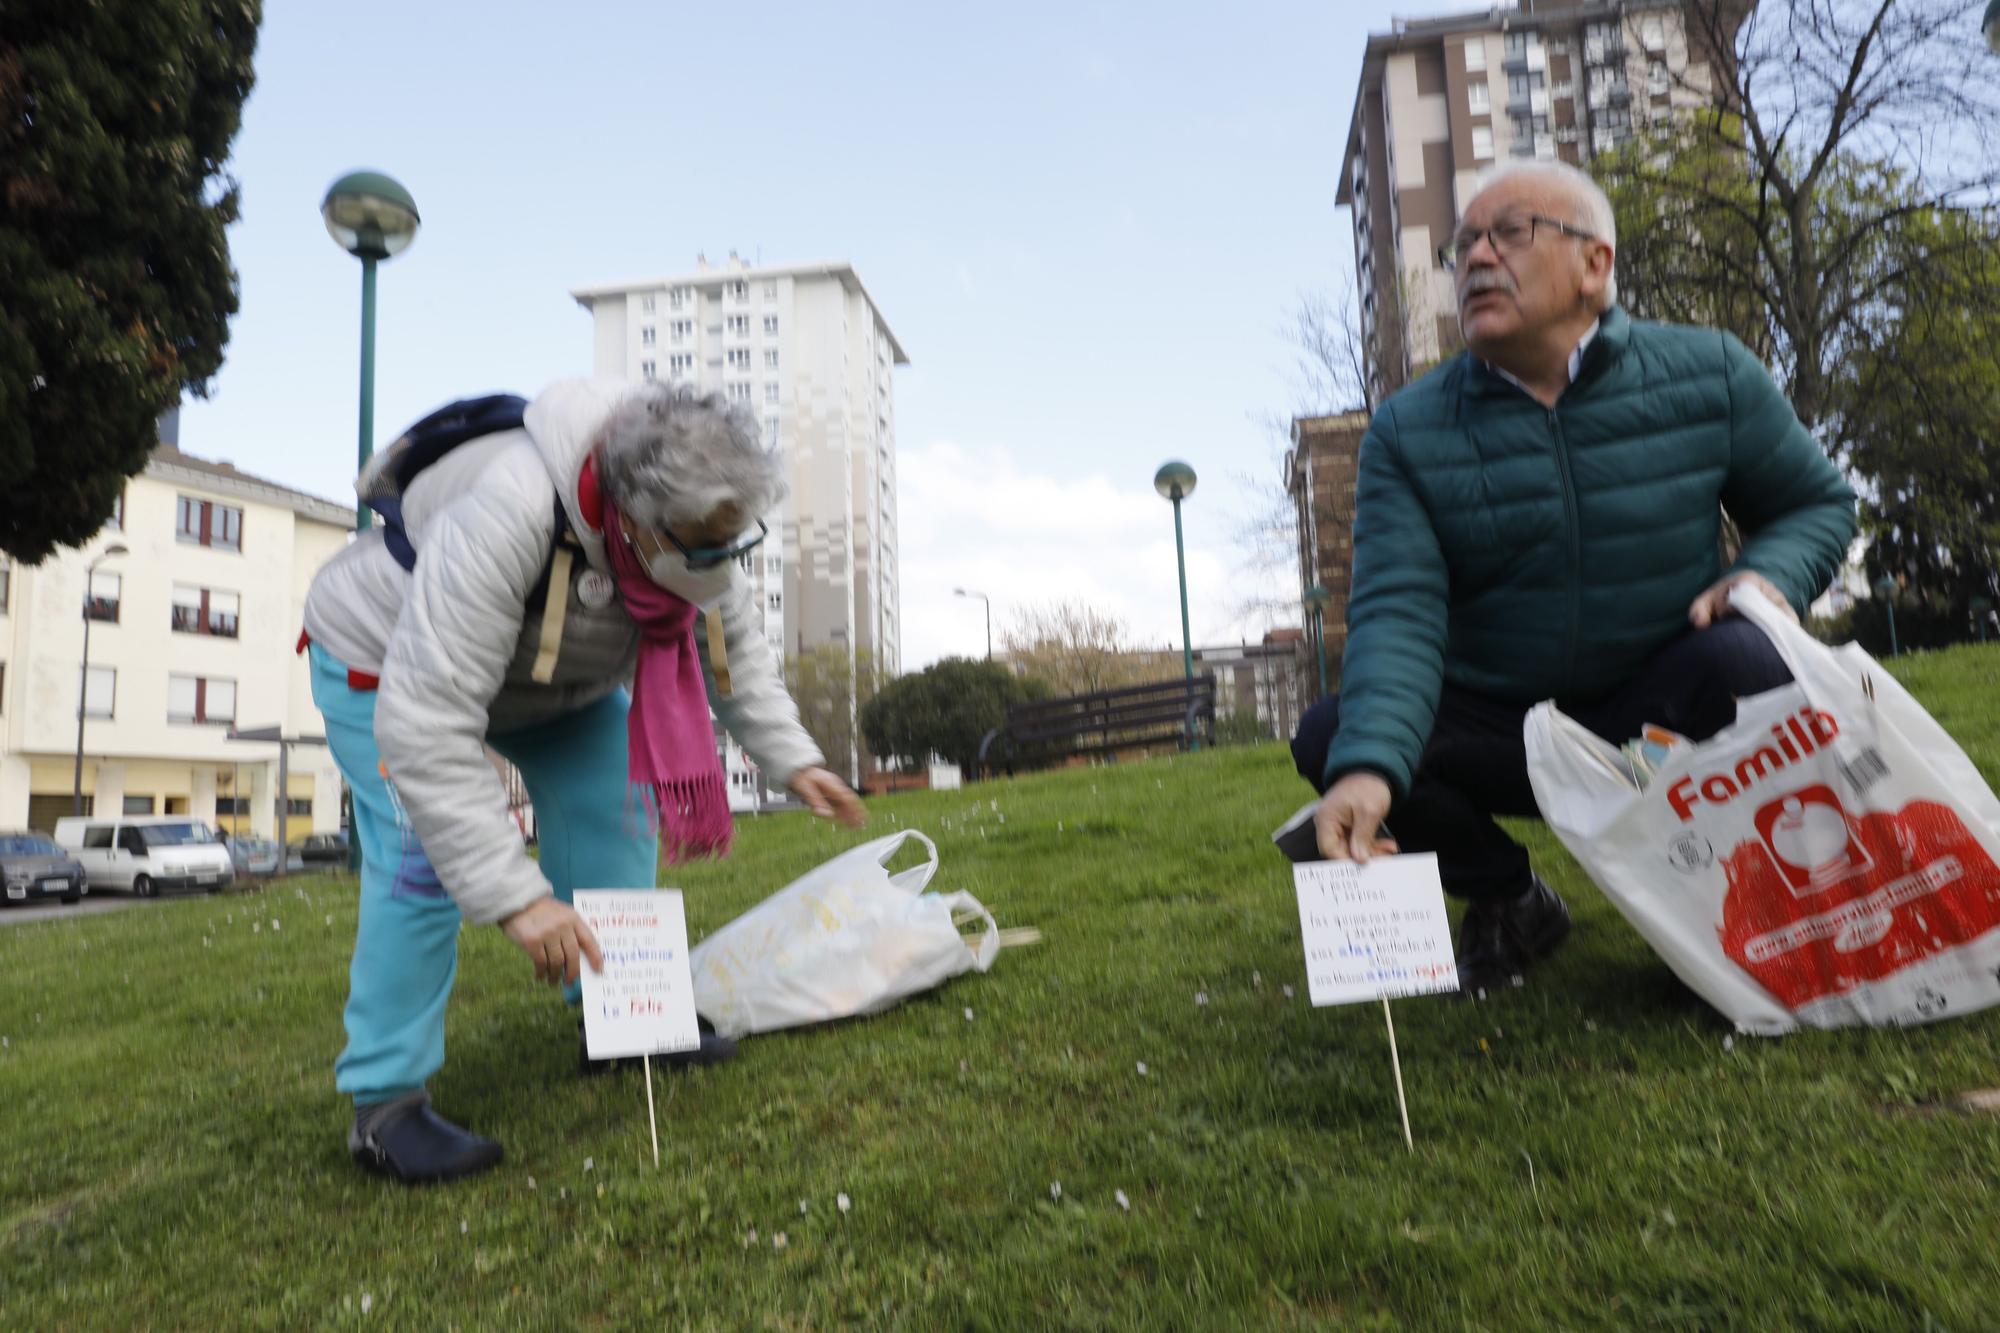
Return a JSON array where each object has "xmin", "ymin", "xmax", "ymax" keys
[{"xmin": 302, "ymin": 380, "xmax": 865, "ymax": 1184}]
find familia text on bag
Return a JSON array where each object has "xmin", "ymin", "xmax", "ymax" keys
[{"xmin": 1526, "ymin": 589, "xmax": 2000, "ymax": 1034}]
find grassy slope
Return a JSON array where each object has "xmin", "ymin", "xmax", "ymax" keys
[{"xmin": 1, "ymin": 643, "xmax": 1997, "ymax": 1330}]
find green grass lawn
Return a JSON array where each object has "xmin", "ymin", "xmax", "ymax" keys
[{"xmin": 4, "ymin": 643, "xmax": 1999, "ymax": 1330}]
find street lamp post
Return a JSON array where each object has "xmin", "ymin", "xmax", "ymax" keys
[
  {"xmin": 322, "ymin": 171, "xmax": 421, "ymax": 531},
  {"xmin": 953, "ymin": 587, "xmax": 992, "ymax": 660},
  {"xmin": 1874, "ymin": 575, "xmax": 1901, "ymax": 657},
  {"xmin": 72, "ymin": 544, "xmax": 129, "ymax": 815},
  {"xmin": 1154, "ymin": 461, "xmax": 1199, "ymax": 693},
  {"xmin": 1303, "ymin": 583, "xmax": 1332, "ymax": 699}
]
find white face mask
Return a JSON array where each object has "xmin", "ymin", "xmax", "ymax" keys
[{"xmin": 640, "ymin": 550, "xmax": 735, "ymax": 608}]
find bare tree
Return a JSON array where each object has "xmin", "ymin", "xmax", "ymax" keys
[
  {"xmin": 1229, "ymin": 275, "xmax": 1374, "ymax": 632},
  {"xmin": 1000, "ymin": 601, "xmax": 1168, "ymax": 696},
  {"xmin": 1607, "ymin": 0, "xmax": 2000, "ymax": 446}
]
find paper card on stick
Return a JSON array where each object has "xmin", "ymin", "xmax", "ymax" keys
[
  {"xmin": 1294, "ymin": 854, "xmax": 1460, "ymax": 1006},
  {"xmin": 575, "ymin": 889, "xmax": 702, "ymax": 1060}
]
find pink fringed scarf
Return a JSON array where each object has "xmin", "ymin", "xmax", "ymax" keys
[{"xmin": 602, "ymin": 497, "xmax": 734, "ymax": 862}]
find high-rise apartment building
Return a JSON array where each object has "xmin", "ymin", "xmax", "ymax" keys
[
  {"xmin": 570, "ymin": 255, "xmax": 907, "ymax": 789},
  {"xmin": 1338, "ymin": 1, "xmax": 1734, "ymax": 402}
]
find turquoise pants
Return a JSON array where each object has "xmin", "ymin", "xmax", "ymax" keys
[{"xmin": 309, "ymin": 644, "xmax": 657, "ymax": 1104}]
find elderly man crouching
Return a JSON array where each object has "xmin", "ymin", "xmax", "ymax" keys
[{"xmin": 1290, "ymin": 161, "xmax": 1856, "ymax": 994}]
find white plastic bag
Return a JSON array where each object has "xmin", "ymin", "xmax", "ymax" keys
[
  {"xmin": 1526, "ymin": 588, "xmax": 2000, "ymax": 1034},
  {"xmin": 689, "ymin": 830, "xmax": 999, "ymax": 1037}
]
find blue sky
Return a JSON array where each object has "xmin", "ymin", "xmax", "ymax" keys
[{"xmin": 178, "ymin": 0, "xmax": 1473, "ymax": 669}]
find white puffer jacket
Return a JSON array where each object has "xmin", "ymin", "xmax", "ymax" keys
[{"xmin": 303, "ymin": 379, "xmax": 823, "ymax": 926}]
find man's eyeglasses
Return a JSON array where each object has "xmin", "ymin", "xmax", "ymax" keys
[
  {"xmin": 1439, "ymin": 214, "xmax": 1598, "ymax": 270},
  {"xmin": 627, "ymin": 518, "xmax": 769, "ymax": 571}
]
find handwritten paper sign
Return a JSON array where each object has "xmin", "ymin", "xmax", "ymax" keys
[
  {"xmin": 1294, "ymin": 854, "xmax": 1459, "ymax": 1006},
  {"xmin": 575, "ymin": 889, "xmax": 701, "ymax": 1060}
]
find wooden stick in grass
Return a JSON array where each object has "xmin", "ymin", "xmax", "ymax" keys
[
  {"xmin": 1382, "ymin": 998, "xmax": 1413, "ymax": 1152},
  {"xmin": 644, "ymin": 1054, "xmax": 660, "ymax": 1167}
]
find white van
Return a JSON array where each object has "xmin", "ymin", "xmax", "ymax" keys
[{"xmin": 53, "ymin": 816, "xmax": 235, "ymax": 897}]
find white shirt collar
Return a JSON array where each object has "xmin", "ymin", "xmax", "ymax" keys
[{"xmin": 1485, "ymin": 319, "xmax": 1601, "ymax": 396}]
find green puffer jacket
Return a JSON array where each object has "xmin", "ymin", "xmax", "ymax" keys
[{"xmin": 1325, "ymin": 306, "xmax": 1856, "ymax": 797}]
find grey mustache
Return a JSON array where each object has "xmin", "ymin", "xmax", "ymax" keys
[{"xmin": 1460, "ymin": 271, "xmax": 1513, "ymax": 298}]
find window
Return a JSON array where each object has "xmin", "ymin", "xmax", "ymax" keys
[
  {"xmin": 1464, "ymin": 39, "xmax": 1486, "ymax": 72},
  {"xmin": 168, "ymin": 674, "xmax": 235, "ymax": 725},
  {"xmin": 764, "ymin": 383, "xmax": 780, "ymax": 404},
  {"xmin": 122, "ymin": 797, "xmax": 153, "ymax": 818},
  {"xmin": 176, "ymin": 496, "xmax": 242, "ymax": 551},
  {"xmin": 728, "ymin": 382, "xmax": 751, "ymax": 402},
  {"xmin": 764, "ymin": 416, "xmax": 780, "ymax": 445},
  {"xmin": 762, "ymin": 281, "xmax": 777, "ymax": 301},
  {"xmin": 640, "ymin": 295, "xmax": 655, "ymax": 314},
  {"xmin": 641, "ymin": 326, "xmax": 656, "ymax": 347},
  {"xmin": 171, "ymin": 584, "xmax": 239, "ymax": 637},
  {"xmin": 283, "ymin": 798, "xmax": 312, "ymax": 817},
  {"xmin": 727, "ymin": 315, "xmax": 749, "ymax": 337},
  {"xmin": 729, "ymin": 280, "xmax": 748, "ymax": 301},
  {"xmin": 1640, "ymin": 15, "xmax": 1666, "ymax": 49},
  {"xmin": 727, "ymin": 347, "xmax": 751, "ymax": 369},
  {"xmin": 106, "ymin": 490, "xmax": 124, "ymax": 531},
  {"xmin": 1648, "ymin": 60, "xmax": 1670, "ymax": 93},
  {"xmin": 1505, "ymin": 31, "xmax": 1527, "ymax": 56},
  {"xmin": 1471, "ymin": 125, "xmax": 1494, "ymax": 160},
  {"xmin": 762, "ymin": 315, "xmax": 779, "ymax": 335},
  {"xmin": 763, "ymin": 348, "xmax": 779, "ymax": 369},
  {"xmin": 670, "ymin": 319, "xmax": 692, "ymax": 343},
  {"xmin": 0, "ymin": 560, "xmax": 8, "ymax": 614},
  {"xmin": 86, "ymin": 570, "xmax": 121, "ymax": 623},
  {"xmin": 670, "ymin": 289, "xmax": 685, "ymax": 311},
  {"xmin": 1468, "ymin": 80, "xmax": 1489, "ymax": 113},
  {"xmin": 669, "ymin": 353, "xmax": 693, "ymax": 376},
  {"xmin": 84, "ymin": 665, "xmax": 115, "ymax": 719},
  {"xmin": 767, "ymin": 591, "xmax": 782, "ymax": 610},
  {"xmin": 0, "ymin": 661, "xmax": 5, "ymax": 710},
  {"xmin": 767, "ymin": 555, "xmax": 782, "ymax": 576},
  {"xmin": 641, "ymin": 359, "xmax": 657, "ymax": 380}
]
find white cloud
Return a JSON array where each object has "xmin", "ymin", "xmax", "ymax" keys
[{"xmin": 892, "ymin": 440, "xmax": 1285, "ymax": 672}]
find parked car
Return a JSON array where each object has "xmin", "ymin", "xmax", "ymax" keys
[
  {"xmin": 225, "ymin": 835, "xmax": 282, "ymax": 877},
  {"xmin": 0, "ymin": 832, "xmax": 88, "ymax": 906},
  {"xmin": 289, "ymin": 832, "xmax": 350, "ymax": 866},
  {"xmin": 53, "ymin": 816, "xmax": 235, "ymax": 897}
]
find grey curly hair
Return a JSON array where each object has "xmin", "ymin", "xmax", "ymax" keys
[{"xmin": 593, "ymin": 382, "xmax": 787, "ymax": 531}]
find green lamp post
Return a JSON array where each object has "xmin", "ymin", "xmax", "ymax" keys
[
  {"xmin": 1155, "ymin": 461, "xmax": 1199, "ymax": 751},
  {"xmin": 1874, "ymin": 575, "xmax": 1900, "ymax": 657},
  {"xmin": 1154, "ymin": 462, "xmax": 1198, "ymax": 685},
  {"xmin": 322, "ymin": 171, "xmax": 421, "ymax": 531},
  {"xmin": 1303, "ymin": 583, "xmax": 1332, "ymax": 698}
]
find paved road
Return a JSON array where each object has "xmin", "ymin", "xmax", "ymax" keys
[{"xmin": 0, "ymin": 894, "xmax": 150, "ymax": 928}]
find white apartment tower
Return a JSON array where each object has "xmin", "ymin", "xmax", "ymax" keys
[{"xmin": 570, "ymin": 257, "xmax": 908, "ymax": 694}]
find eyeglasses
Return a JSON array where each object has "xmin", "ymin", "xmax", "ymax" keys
[
  {"xmin": 626, "ymin": 517, "xmax": 769, "ymax": 571},
  {"xmin": 1439, "ymin": 214, "xmax": 1598, "ymax": 270}
]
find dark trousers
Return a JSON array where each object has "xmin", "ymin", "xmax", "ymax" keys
[{"xmin": 1290, "ymin": 620, "xmax": 1790, "ymax": 903}]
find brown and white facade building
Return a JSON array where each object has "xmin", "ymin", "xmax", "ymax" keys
[{"xmin": 1338, "ymin": 1, "xmax": 1729, "ymax": 403}]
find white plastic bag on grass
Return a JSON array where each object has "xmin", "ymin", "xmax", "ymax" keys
[
  {"xmin": 1526, "ymin": 588, "xmax": 2000, "ymax": 1034},
  {"xmin": 690, "ymin": 830, "xmax": 999, "ymax": 1037}
]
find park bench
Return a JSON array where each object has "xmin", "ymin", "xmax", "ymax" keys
[{"xmin": 976, "ymin": 675, "xmax": 1217, "ymax": 777}]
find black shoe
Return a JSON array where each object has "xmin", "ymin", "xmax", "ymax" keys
[
  {"xmin": 349, "ymin": 1094, "xmax": 502, "ymax": 1184},
  {"xmin": 1454, "ymin": 875, "xmax": 1572, "ymax": 998},
  {"xmin": 577, "ymin": 1019, "xmax": 739, "ymax": 1077}
]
